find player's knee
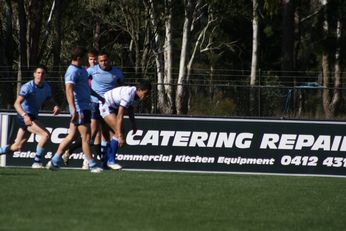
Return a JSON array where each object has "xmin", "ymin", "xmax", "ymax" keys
[
  {"xmin": 11, "ymin": 144, "xmax": 21, "ymax": 151},
  {"xmin": 40, "ymin": 132, "xmax": 50, "ymax": 143}
]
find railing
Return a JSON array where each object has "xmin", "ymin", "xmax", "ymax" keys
[{"xmin": 0, "ymin": 67, "xmax": 345, "ymax": 120}]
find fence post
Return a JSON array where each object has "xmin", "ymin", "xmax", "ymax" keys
[{"xmin": 258, "ymin": 68, "xmax": 261, "ymax": 117}]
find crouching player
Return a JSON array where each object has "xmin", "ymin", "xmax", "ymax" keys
[{"xmin": 100, "ymin": 80, "xmax": 151, "ymax": 170}]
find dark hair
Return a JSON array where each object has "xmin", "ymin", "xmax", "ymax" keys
[
  {"xmin": 87, "ymin": 48, "xmax": 98, "ymax": 57},
  {"xmin": 70, "ymin": 47, "xmax": 87, "ymax": 61},
  {"xmin": 98, "ymin": 50, "xmax": 109, "ymax": 58},
  {"xmin": 35, "ymin": 64, "xmax": 48, "ymax": 74},
  {"xmin": 136, "ymin": 79, "xmax": 152, "ymax": 92}
]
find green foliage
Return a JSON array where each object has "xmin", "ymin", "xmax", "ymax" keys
[
  {"xmin": 260, "ymin": 72, "xmax": 285, "ymax": 116},
  {"xmin": 189, "ymin": 90, "xmax": 237, "ymax": 116}
]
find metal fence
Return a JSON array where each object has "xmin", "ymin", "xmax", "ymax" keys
[{"xmin": 0, "ymin": 66, "xmax": 345, "ymax": 120}]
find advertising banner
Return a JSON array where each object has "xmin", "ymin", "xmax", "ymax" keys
[{"xmin": 1, "ymin": 112, "xmax": 346, "ymax": 176}]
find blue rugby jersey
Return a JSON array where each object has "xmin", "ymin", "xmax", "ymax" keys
[
  {"xmin": 19, "ymin": 80, "xmax": 52, "ymax": 117},
  {"xmin": 87, "ymin": 64, "xmax": 123, "ymax": 103},
  {"xmin": 64, "ymin": 64, "xmax": 91, "ymax": 112}
]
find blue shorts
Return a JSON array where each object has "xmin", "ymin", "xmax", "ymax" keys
[
  {"xmin": 91, "ymin": 102, "xmax": 102, "ymax": 120},
  {"xmin": 73, "ymin": 110, "xmax": 91, "ymax": 126},
  {"xmin": 16, "ymin": 114, "xmax": 37, "ymax": 130}
]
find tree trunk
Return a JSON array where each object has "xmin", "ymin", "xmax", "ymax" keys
[
  {"xmin": 1, "ymin": 0, "xmax": 15, "ymax": 108},
  {"xmin": 52, "ymin": 0, "xmax": 65, "ymax": 108},
  {"xmin": 330, "ymin": 19, "xmax": 342, "ymax": 115},
  {"xmin": 281, "ymin": 0, "xmax": 294, "ymax": 85},
  {"xmin": 146, "ymin": 0, "xmax": 175, "ymax": 114},
  {"xmin": 250, "ymin": 0, "xmax": 258, "ymax": 87},
  {"xmin": 29, "ymin": 0, "xmax": 44, "ymax": 67},
  {"xmin": 176, "ymin": 0, "xmax": 196, "ymax": 114},
  {"xmin": 163, "ymin": 0, "xmax": 174, "ymax": 113},
  {"xmin": 94, "ymin": 19, "xmax": 101, "ymax": 50},
  {"xmin": 321, "ymin": 0, "xmax": 333, "ymax": 119},
  {"xmin": 17, "ymin": 0, "xmax": 28, "ymax": 70},
  {"xmin": 249, "ymin": 0, "xmax": 259, "ymax": 116},
  {"xmin": 38, "ymin": 0, "xmax": 56, "ymax": 63}
]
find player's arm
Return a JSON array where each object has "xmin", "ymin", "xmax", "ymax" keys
[
  {"xmin": 116, "ymin": 106, "xmax": 126, "ymax": 147},
  {"xmin": 14, "ymin": 96, "xmax": 32, "ymax": 126},
  {"xmin": 65, "ymin": 83, "xmax": 77, "ymax": 122},
  {"xmin": 90, "ymin": 87, "xmax": 105, "ymax": 104},
  {"xmin": 45, "ymin": 97, "xmax": 60, "ymax": 115},
  {"xmin": 127, "ymin": 106, "xmax": 137, "ymax": 134}
]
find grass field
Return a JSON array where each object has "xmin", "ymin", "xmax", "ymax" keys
[{"xmin": 0, "ymin": 168, "xmax": 345, "ymax": 231}]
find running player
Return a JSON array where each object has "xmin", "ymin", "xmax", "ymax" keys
[{"xmin": 0, "ymin": 65, "xmax": 60, "ymax": 168}]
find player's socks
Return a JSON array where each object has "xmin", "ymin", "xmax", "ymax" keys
[
  {"xmin": 101, "ymin": 140, "xmax": 108, "ymax": 168},
  {"xmin": 0, "ymin": 145, "xmax": 9, "ymax": 154},
  {"xmin": 68, "ymin": 137, "xmax": 82, "ymax": 154},
  {"xmin": 107, "ymin": 137, "xmax": 119, "ymax": 164},
  {"xmin": 51, "ymin": 153, "xmax": 61, "ymax": 166},
  {"xmin": 91, "ymin": 144, "xmax": 101, "ymax": 160},
  {"xmin": 34, "ymin": 146, "xmax": 45, "ymax": 162},
  {"xmin": 88, "ymin": 159, "xmax": 97, "ymax": 168}
]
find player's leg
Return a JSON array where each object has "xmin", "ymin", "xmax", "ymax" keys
[
  {"xmin": 0, "ymin": 128, "xmax": 30, "ymax": 154},
  {"xmin": 100, "ymin": 121, "xmax": 111, "ymax": 168},
  {"xmin": 0, "ymin": 114, "xmax": 31, "ymax": 154},
  {"xmin": 76, "ymin": 110, "xmax": 102, "ymax": 173},
  {"xmin": 48, "ymin": 122, "xmax": 78, "ymax": 168},
  {"xmin": 27, "ymin": 120, "xmax": 51, "ymax": 168},
  {"xmin": 90, "ymin": 102, "xmax": 102, "ymax": 159},
  {"xmin": 102, "ymin": 113, "xmax": 122, "ymax": 170}
]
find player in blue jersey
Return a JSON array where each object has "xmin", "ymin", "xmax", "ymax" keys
[
  {"xmin": 99, "ymin": 80, "xmax": 151, "ymax": 169},
  {"xmin": 88, "ymin": 51, "xmax": 124, "ymax": 170},
  {"xmin": 61, "ymin": 51, "xmax": 124, "ymax": 170},
  {"xmin": 0, "ymin": 65, "xmax": 60, "ymax": 168},
  {"xmin": 62, "ymin": 49, "xmax": 99, "ymax": 169},
  {"xmin": 46, "ymin": 47, "xmax": 102, "ymax": 173}
]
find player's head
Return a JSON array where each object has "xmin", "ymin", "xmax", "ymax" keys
[
  {"xmin": 70, "ymin": 47, "xmax": 87, "ymax": 65},
  {"xmin": 98, "ymin": 50, "xmax": 110, "ymax": 71},
  {"xmin": 33, "ymin": 64, "xmax": 47, "ymax": 85},
  {"xmin": 136, "ymin": 80, "xmax": 152, "ymax": 101},
  {"xmin": 87, "ymin": 49, "xmax": 98, "ymax": 67}
]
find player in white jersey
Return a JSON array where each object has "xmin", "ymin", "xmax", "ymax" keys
[{"xmin": 99, "ymin": 80, "xmax": 151, "ymax": 169}]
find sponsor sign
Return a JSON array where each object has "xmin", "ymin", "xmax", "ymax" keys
[{"xmin": 1, "ymin": 113, "xmax": 346, "ymax": 176}]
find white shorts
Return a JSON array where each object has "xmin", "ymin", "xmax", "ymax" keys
[{"xmin": 99, "ymin": 102, "xmax": 117, "ymax": 118}]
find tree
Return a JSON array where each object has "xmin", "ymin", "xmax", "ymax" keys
[
  {"xmin": 145, "ymin": 0, "xmax": 175, "ymax": 113},
  {"xmin": 320, "ymin": 0, "xmax": 343, "ymax": 119},
  {"xmin": 0, "ymin": 0, "xmax": 15, "ymax": 107},
  {"xmin": 249, "ymin": 0, "xmax": 259, "ymax": 115}
]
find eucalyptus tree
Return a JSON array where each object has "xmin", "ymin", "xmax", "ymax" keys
[{"xmin": 320, "ymin": 0, "xmax": 344, "ymax": 119}]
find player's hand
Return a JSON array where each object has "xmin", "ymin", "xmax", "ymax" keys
[
  {"xmin": 118, "ymin": 135, "xmax": 125, "ymax": 147},
  {"xmin": 53, "ymin": 106, "xmax": 60, "ymax": 115},
  {"xmin": 23, "ymin": 115, "xmax": 32, "ymax": 126},
  {"xmin": 132, "ymin": 125, "xmax": 137, "ymax": 135},
  {"xmin": 70, "ymin": 111, "xmax": 78, "ymax": 123}
]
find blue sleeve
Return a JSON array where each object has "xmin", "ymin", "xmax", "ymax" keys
[
  {"xmin": 87, "ymin": 67, "xmax": 94, "ymax": 75},
  {"xmin": 19, "ymin": 83, "xmax": 30, "ymax": 98},
  {"xmin": 65, "ymin": 70, "xmax": 76, "ymax": 85}
]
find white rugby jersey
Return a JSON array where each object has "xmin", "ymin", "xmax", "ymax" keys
[{"xmin": 104, "ymin": 86, "xmax": 136, "ymax": 109}]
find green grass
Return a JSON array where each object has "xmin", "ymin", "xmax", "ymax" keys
[{"xmin": 0, "ymin": 168, "xmax": 345, "ymax": 231}]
